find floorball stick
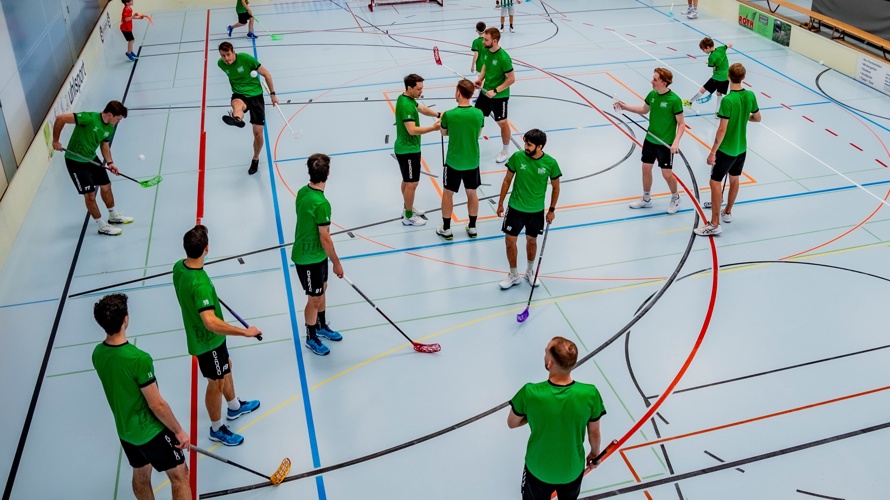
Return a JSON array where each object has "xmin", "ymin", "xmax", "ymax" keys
[
  {"xmin": 190, "ymin": 445, "xmax": 290, "ymax": 485},
  {"xmin": 61, "ymin": 148, "xmax": 162, "ymax": 188},
  {"xmin": 433, "ymin": 46, "xmax": 469, "ymax": 80},
  {"xmin": 219, "ymin": 299, "xmax": 262, "ymax": 341},
  {"xmin": 260, "ymin": 80, "xmax": 301, "ymax": 139},
  {"xmin": 517, "ymin": 222, "xmax": 551, "ymax": 323}
]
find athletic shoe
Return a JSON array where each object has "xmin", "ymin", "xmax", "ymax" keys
[
  {"xmin": 703, "ymin": 201, "xmax": 712, "ymax": 209},
  {"xmin": 495, "ymin": 150, "xmax": 509, "ymax": 163},
  {"xmin": 247, "ymin": 31, "xmax": 258, "ymax": 39},
  {"xmin": 667, "ymin": 195, "xmax": 681, "ymax": 215},
  {"xmin": 510, "ymin": 26, "xmax": 515, "ymax": 33},
  {"xmin": 466, "ymin": 225, "xmax": 478, "ymax": 238},
  {"xmin": 209, "ymin": 425, "xmax": 244, "ymax": 446},
  {"xmin": 222, "ymin": 113, "xmax": 246, "ymax": 128},
  {"xmin": 248, "ymin": 159, "xmax": 259, "ymax": 175},
  {"xmin": 226, "ymin": 399, "xmax": 260, "ymax": 420},
  {"xmin": 629, "ymin": 198, "xmax": 652, "ymax": 209},
  {"xmin": 525, "ymin": 269, "xmax": 540, "ymax": 287},
  {"xmin": 499, "ymin": 273, "xmax": 522, "ymax": 290},
  {"xmin": 402, "ymin": 215, "xmax": 427, "ymax": 226},
  {"xmin": 436, "ymin": 225, "xmax": 453, "ymax": 240},
  {"xmin": 108, "ymin": 213, "xmax": 134, "ymax": 224},
  {"xmin": 682, "ymin": 99, "xmax": 693, "ymax": 107},
  {"xmin": 400, "ymin": 206, "xmax": 426, "ymax": 217},
  {"xmin": 681, "ymin": 5, "xmax": 693, "ymax": 14},
  {"xmin": 227, "ymin": 25, "xmax": 233, "ymax": 37},
  {"xmin": 316, "ymin": 324, "xmax": 343, "ymax": 341},
  {"xmin": 126, "ymin": 52, "xmax": 136, "ymax": 62},
  {"xmin": 687, "ymin": 8, "xmax": 698, "ymax": 19},
  {"xmin": 305, "ymin": 336, "xmax": 330, "ymax": 356},
  {"xmin": 697, "ymin": 93, "xmax": 712, "ymax": 104},
  {"xmin": 694, "ymin": 223, "xmax": 722, "ymax": 236},
  {"xmin": 721, "ymin": 210, "xmax": 732, "ymax": 223},
  {"xmin": 98, "ymin": 224, "xmax": 122, "ymax": 236}
]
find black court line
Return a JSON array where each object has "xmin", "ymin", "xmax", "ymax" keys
[
  {"xmin": 2, "ymin": 44, "xmax": 142, "ymax": 500},
  {"xmin": 703, "ymin": 450, "xmax": 744, "ymax": 473},
  {"xmin": 796, "ymin": 489, "xmax": 845, "ymax": 500},
  {"xmin": 579, "ymin": 421, "xmax": 890, "ymax": 499}
]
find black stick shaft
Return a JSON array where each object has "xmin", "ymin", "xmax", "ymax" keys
[
  {"xmin": 61, "ymin": 148, "xmax": 143, "ymax": 185},
  {"xmin": 191, "ymin": 446, "xmax": 270, "ymax": 481},
  {"xmin": 523, "ymin": 222, "xmax": 551, "ymax": 307},
  {"xmin": 219, "ymin": 299, "xmax": 262, "ymax": 341},
  {"xmin": 346, "ymin": 278, "xmax": 417, "ymax": 345}
]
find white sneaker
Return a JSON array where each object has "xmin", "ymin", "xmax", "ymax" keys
[
  {"xmin": 402, "ymin": 215, "xmax": 426, "ymax": 226},
  {"xmin": 667, "ymin": 195, "xmax": 681, "ymax": 215},
  {"xmin": 499, "ymin": 273, "xmax": 521, "ymax": 289},
  {"xmin": 495, "ymin": 150, "xmax": 509, "ymax": 163},
  {"xmin": 401, "ymin": 206, "xmax": 425, "ymax": 217},
  {"xmin": 681, "ymin": 5, "xmax": 692, "ymax": 15},
  {"xmin": 694, "ymin": 223, "xmax": 722, "ymax": 236},
  {"xmin": 108, "ymin": 213, "xmax": 134, "ymax": 224},
  {"xmin": 721, "ymin": 210, "xmax": 732, "ymax": 223},
  {"xmin": 525, "ymin": 269, "xmax": 540, "ymax": 287},
  {"xmin": 629, "ymin": 197, "xmax": 652, "ymax": 209},
  {"xmin": 436, "ymin": 225, "xmax": 453, "ymax": 240},
  {"xmin": 509, "ymin": 26, "xmax": 515, "ymax": 33},
  {"xmin": 687, "ymin": 8, "xmax": 698, "ymax": 19},
  {"xmin": 466, "ymin": 225, "xmax": 478, "ymax": 238},
  {"xmin": 98, "ymin": 224, "xmax": 122, "ymax": 236}
]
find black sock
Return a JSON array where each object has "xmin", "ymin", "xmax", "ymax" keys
[
  {"xmin": 306, "ymin": 323, "xmax": 318, "ymax": 341},
  {"xmin": 443, "ymin": 218, "xmax": 451, "ymax": 230},
  {"xmin": 317, "ymin": 311, "xmax": 326, "ymax": 328},
  {"xmin": 469, "ymin": 216, "xmax": 477, "ymax": 228}
]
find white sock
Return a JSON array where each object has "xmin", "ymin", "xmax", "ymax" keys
[
  {"xmin": 211, "ymin": 420, "xmax": 223, "ymax": 432},
  {"xmin": 643, "ymin": 192, "xmax": 651, "ymax": 201},
  {"xmin": 509, "ymin": 267, "xmax": 518, "ymax": 276},
  {"xmin": 527, "ymin": 261, "xmax": 535, "ymax": 272},
  {"xmin": 671, "ymin": 193, "xmax": 680, "ymax": 199},
  {"xmin": 227, "ymin": 398, "xmax": 241, "ymax": 411},
  {"xmin": 502, "ymin": 144, "xmax": 510, "ymax": 152},
  {"xmin": 94, "ymin": 217, "xmax": 107, "ymax": 228},
  {"xmin": 715, "ymin": 94, "xmax": 723, "ymax": 110},
  {"xmin": 690, "ymin": 91, "xmax": 703, "ymax": 102}
]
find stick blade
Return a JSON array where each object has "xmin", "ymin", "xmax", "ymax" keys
[
  {"xmin": 270, "ymin": 458, "xmax": 291, "ymax": 485},
  {"xmin": 270, "ymin": 34, "xmax": 283, "ymax": 41},
  {"xmin": 413, "ymin": 342, "xmax": 441, "ymax": 353},
  {"xmin": 138, "ymin": 175, "xmax": 163, "ymax": 188},
  {"xmin": 433, "ymin": 46, "xmax": 442, "ymax": 66},
  {"xmin": 516, "ymin": 307, "xmax": 530, "ymax": 323}
]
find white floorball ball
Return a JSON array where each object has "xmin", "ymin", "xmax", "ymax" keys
[
  {"xmin": 138, "ymin": 154, "xmax": 145, "ymax": 161},
  {"xmin": 250, "ymin": 70, "xmax": 258, "ymax": 78}
]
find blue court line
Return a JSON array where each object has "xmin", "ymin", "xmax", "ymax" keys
[
  {"xmin": 338, "ymin": 179, "xmax": 890, "ymax": 262},
  {"xmin": 633, "ymin": 0, "xmax": 890, "ymax": 136},
  {"xmin": 253, "ymin": 41, "xmax": 327, "ymax": 500},
  {"xmin": 0, "ymin": 297, "xmax": 58, "ymax": 310}
]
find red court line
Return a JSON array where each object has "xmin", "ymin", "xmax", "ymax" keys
[
  {"xmin": 626, "ymin": 33, "xmax": 636, "ymax": 37},
  {"xmin": 825, "ymin": 128, "xmax": 838, "ymax": 136},
  {"xmin": 666, "ymin": 46, "xmax": 677, "ymax": 51},
  {"xmin": 345, "ymin": 1, "xmax": 364, "ymax": 32},
  {"xmin": 743, "ymin": 81, "xmax": 752, "ymax": 87},
  {"xmin": 781, "ymin": 103, "xmax": 792, "ymax": 109},
  {"xmin": 583, "ymin": 22, "xmax": 594, "ymax": 26},
  {"xmin": 686, "ymin": 53, "xmax": 697, "ymax": 59},
  {"xmin": 850, "ymin": 143, "xmax": 863, "ymax": 151},
  {"xmin": 760, "ymin": 91, "xmax": 771, "ymax": 98},
  {"xmin": 646, "ymin": 39, "xmax": 657, "ymax": 44},
  {"xmin": 803, "ymin": 115, "xmax": 814, "ymax": 122},
  {"xmin": 877, "ymin": 159, "xmax": 888, "ymax": 168}
]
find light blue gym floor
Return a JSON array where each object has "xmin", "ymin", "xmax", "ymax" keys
[{"xmin": 3, "ymin": 0, "xmax": 890, "ymax": 498}]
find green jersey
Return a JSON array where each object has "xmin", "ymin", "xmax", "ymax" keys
[
  {"xmin": 93, "ymin": 342, "xmax": 165, "ymax": 445},
  {"xmin": 644, "ymin": 89, "xmax": 683, "ymax": 146},
  {"xmin": 218, "ymin": 53, "xmax": 262, "ymax": 97},
  {"xmin": 292, "ymin": 184, "xmax": 331, "ymax": 265},
  {"xmin": 394, "ymin": 94, "xmax": 421, "ymax": 155},
  {"xmin": 172, "ymin": 260, "xmax": 226, "ymax": 356},
  {"xmin": 511, "ymin": 380, "xmax": 607, "ymax": 484},
  {"xmin": 235, "ymin": 0, "xmax": 248, "ymax": 14},
  {"xmin": 717, "ymin": 89, "xmax": 759, "ymax": 157},
  {"xmin": 505, "ymin": 151, "xmax": 562, "ymax": 213},
  {"xmin": 471, "ymin": 37, "xmax": 485, "ymax": 72},
  {"xmin": 441, "ymin": 106, "xmax": 484, "ymax": 171},
  {"xmin": 64, "ymin": 112, "xmax": 115, "ymax": 162},
  {"xmin": 480, "ymin": 47, "xmax": 514, "ymax": 98},
  {"xmin": 708, "ymin": 45, "xmax": 729, "ymax": 81}
]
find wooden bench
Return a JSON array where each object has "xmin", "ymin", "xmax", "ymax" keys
[{"xmin": 740, "ymin": 0, "xmax": 890, "ymax": 60}]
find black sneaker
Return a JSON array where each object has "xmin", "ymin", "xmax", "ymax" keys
[
  {"xmin": 222, "ymin": 113, "xmax": 246, "ymax": 128},
  {"xmin": 248, "ymin": 159, "xmax": 259, "ymax": 175}
]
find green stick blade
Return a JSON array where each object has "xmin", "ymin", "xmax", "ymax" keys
[{"xmin": 138, "ymin": 175, "xmax": 163, "ymax": 188}]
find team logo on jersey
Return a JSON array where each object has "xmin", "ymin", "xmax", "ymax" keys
[
  {"xmin": 103, "ymin": 131, "xmax": 110, "ymax": 138},
  {"xmin": 492, "ymin": 60, "xmax": 499, "ymax": 66},
  {"xmin": 202, "ymin": 299, "xmax": 210, "ymax": 306},
  {"xmin": 660, "ymin": 102, "xmax": 668, "ymax": 108},
  {"xmin": 537, "ymin": 167, "xmax": 546, "ymax": 175},
  {"xmin": 92, "ymin": 127, "xmax": 99, "ymax": 133},
  {"xmin": 237, "ymin": 66, "xmax": 245, "ymax": 73},
  {"xmin": 519, "ymin": 163, "xmax": 527, "ymax": 170}
]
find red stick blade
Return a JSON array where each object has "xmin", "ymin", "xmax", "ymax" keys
[
  {"xmin": 413, "ymin": 342, "xmax": 441, "ymax": 353},
  {"xmin": 433, "ymin": 46, "xmax": 442, "ymax": 66}
]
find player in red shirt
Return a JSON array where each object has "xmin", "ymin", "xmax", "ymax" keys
[{"xmin": 121, "ymin": 0, "xmax": 146, "ymax": 62}]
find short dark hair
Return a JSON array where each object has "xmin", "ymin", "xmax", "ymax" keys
[
  {"xmin": 549, "ymin": 336, "xmax": 578, "ymax": 371},
  {"xmin": 728, "ymin": 63, "xmax": 746, "ymax": 84},
  {"xmin": 103, "ymin": 100, "xmax": 128, "ymax": 118},
  {"xmin": 654, "ymin": 67, "xmax": 673, "ymax": 86},
  {"xmin": 308, "ymin": 153, "xmax": 331, "ymax": 184},
  {"xmin": 699, "ymin": 37, "xmax": 715, "ymax": 50},
  {"xmin": 121, "ymin": 0, "xmax": 130, "ymax": 4},
  {"xmin": 218, "ymin": 41, "xmax": 234, "ymax": 53},
  {"xmin": 404, "ymin": 73, "xmax": 424, "ymax": 90},
  {"xmin": 183, "ymin": 225, "xmax": 208, "ymax": 259},
  {"xmin": 476, "ymin": 21, "xmax": 486, "ymax": 33},
  {"xmin": 484, "ymin": 27, "xmax": 501, "ymax": 42},
  {"xmin": 94, "ymin": 293, "xmax": 129, "ymax": 335},
  {"xmin": 456, "ymin": 79, "xmax": 475, "ymax": 99},
  {"xmin": 524, "ymin": 128, "xmax": 547, "ymax": 148}
]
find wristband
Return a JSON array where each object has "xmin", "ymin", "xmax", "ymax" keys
[
  {"xmin": 269, "ymin": 91, "xmax": 276, "ymax": 95},
  {"xmin": 548, "ymin": 207, "xmax": 555, "ymax": 213},
  {"xmin": 437, "ymin": 112, "xmax": 441, "ymax": 118}
]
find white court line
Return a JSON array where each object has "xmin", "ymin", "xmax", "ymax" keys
[{"xmin": 609, "ymin": 30, "xmax": 890, "ymax": 210}]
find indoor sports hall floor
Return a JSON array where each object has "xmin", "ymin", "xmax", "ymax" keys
[{"xmin": 3, "ymin": 0, "xmax": 890, "ymax": 498}]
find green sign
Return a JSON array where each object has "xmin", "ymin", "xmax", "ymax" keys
[{"xmin": 739, "ymin": 4, "xmax": 791, "ymax": 46}]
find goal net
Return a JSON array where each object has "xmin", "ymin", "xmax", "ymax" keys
[{"xmin": 368, "ymin": 0, "xmax": 443, "ymax": 12}]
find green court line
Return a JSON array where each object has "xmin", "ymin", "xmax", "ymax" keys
[
  {"xmin": 113, "ymin": 445, "xmax": 123, "ymax": 499},
  {"xmin": 141, "ymin": 110, "xmax": 172, "ymax": 275},
  {"xmin": 579, "ymin": 472, "xmax": 664, "ymax": 493}
]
